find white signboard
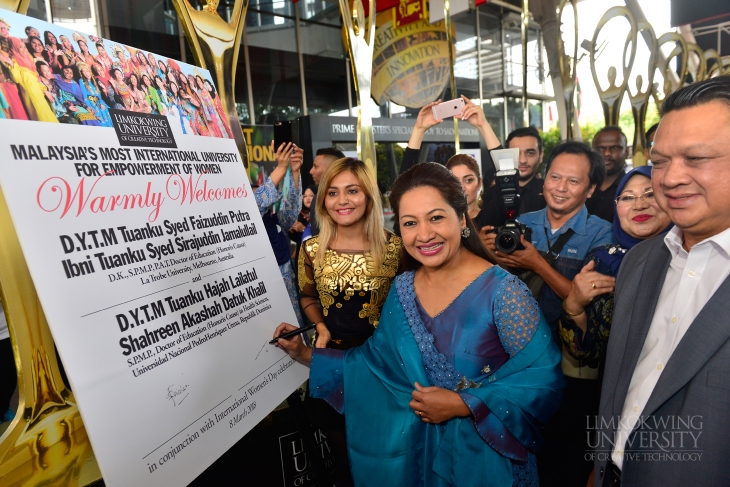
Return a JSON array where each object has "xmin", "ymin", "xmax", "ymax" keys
[{"xmin": 0, "ymin": 9, "xmax": 307, "ymax": 487}]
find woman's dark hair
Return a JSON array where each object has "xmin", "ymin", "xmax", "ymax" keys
[
  {"xmin": 35, "ymin": 60, "xmax": 48, "ymax": 75},
  {"xmin": 43, "ymin": 30, "xmax": 57, "ymax": 46},
  {"xmin": 545, "ymin": 140, "xmax": 606, "ymax": 188},
  {"xmin": 389, "ymin": 162, "xmax": 495, "ymax": 269},
  {"xmin": 205, "ymin": 79, "xmax": 217, "ymax": 97},
  {"xmin": 445, "ymin": 153, "xmax": 481, "ymax": 180},
  {"xmin": 27, "ymin": 36, "xmax": 46, "ymax": 59}
]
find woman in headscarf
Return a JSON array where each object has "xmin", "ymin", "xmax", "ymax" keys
[
  {"xmin": 53, "ymin": 66, "xmax": 99, "ymax": 125},
  {"xmin": 0, "ymin": 24, "xmax": 57, "ymax": 122},
  {"xmin": 560, "ymin": 165, "xmax": 673, "ymax": 372}
]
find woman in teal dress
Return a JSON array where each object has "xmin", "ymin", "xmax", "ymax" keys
[
  {"xmin": 275, "ymin": 162, "xmax": 564, "ymax": 487},
  {"xmin": 78, "ymin": 63, "xmax": 112, "ymax": 126}
]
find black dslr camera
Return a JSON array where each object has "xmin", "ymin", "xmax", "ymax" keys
[{"xmin": 491, "ymin": 151, "xmax": 532, "ymax": 253}]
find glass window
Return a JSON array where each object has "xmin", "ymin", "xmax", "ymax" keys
[
  {"xmin": 26, "ymin": 0, "xmax": 48, "ymax": 22},
  {"xmin": 504, "ymin": 97, "xmax": 542, "ymax": 132},
  {"xmin": 246, "ymin": 11, "xmax": 301, "ymax": 122},
  {"xmin": 477, "ymin": 8, "xmax": 503, "ymax": 97},
  {"xmin": 502, "ymin": 14, "xmax": 543, "ymax": 95},
  {"xmin": 483, "ymin": 97, "xmax": 504, "ymax": 142},
  {"xmin": 103, "ymin": 0, "xmax": 184, "ymax": 60},
  {"xmin": 298, "ymin": 20, "xmax": 351, "ymax": 116},
  {"xmin": 297, "ymin": 0, "xmax": 341, "ymax": 26}
]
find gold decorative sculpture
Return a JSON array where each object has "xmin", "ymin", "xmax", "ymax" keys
[
  {"xmin": 627, "ymin": 20, "xmax": 656, "ymax": 166},
  {"xmin": 556, "ymin": 0, "xmax": 578, "ymax": 139},
  {"xmin": 0, "ymin": 0, "xmax": 28, "ymax": 12},
  {"xmin": 370, "ymin": 11, "xmax": 452, "ymax": 108},
  {"xmin": 655, "ymin": 32, "xmax": 688, "ymax": 102},
  {"xmin": 0, "ymin": 199, "xmax": 96, "ymax": 485},
  {"xmin": 590, "ymin": 6, "xmax": 637, "ymax": 127},
  {"xmin": 171, "ymin": 0, "xmax": 250, "ymax": 167},
  {"xmin": 443, "ymin": 0, "xmax": 459, "ymax": 152},
  {"xmin": 703, "ymin": 49, "xmax": 723, "ymax": 78},
  {"xmin": 339, "ymin": 0, "xmax": 377, "ymax": 175},
  {"xmin": 0, "ymin": 6, "xmax": 101, "ymax": 487},
  {"xmin": 575, "ymin": 6, "xmax": 730, "ymax": 159},
  {"xmin": 686, "ymin": 42, "xmax": 707, "ymax": 82}
]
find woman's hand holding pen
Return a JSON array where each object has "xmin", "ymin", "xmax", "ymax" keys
[{"xmin": 273, "ymin": 322, "xmax": 313, "ymax": 366}]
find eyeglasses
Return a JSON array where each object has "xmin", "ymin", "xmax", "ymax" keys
[{"xmin": 614, "ymin": 190, "xmax": 655, "ymax": 206}]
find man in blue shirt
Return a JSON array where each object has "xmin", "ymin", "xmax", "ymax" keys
[
  {"xmin": 484, "ymin": 140, "xmax": 615, "ymax": 487},
  {"xmin": 486, "ymin": 140, "xmax": 615, "ymax": 339}
]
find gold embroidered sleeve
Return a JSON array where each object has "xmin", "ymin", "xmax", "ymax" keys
[
  {"xmin": 298, "ymin": 239, "xmax": 323, "ymax": 319},
  {"xmin": 360, "ymin": 234, "xmax": 403, "ymax": 327}
]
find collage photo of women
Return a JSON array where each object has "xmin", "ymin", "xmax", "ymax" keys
[{"xmin": 0, "ymin": 11, "xmax": 233, "ymax": 138}]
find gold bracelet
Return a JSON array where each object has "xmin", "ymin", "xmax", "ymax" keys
[{"xmin": 562, "ymin": 301, "xmax": 585, "ymax": 317}]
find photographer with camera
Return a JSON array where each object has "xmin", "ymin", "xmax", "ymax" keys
[{"xmin": 483, "ymin": 140, "xmax": 615, "ymax": 487}]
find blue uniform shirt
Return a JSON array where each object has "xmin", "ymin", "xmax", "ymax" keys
[{"xmin": 518, "ymin": 205, "xmax": 615, "ymax": 342}]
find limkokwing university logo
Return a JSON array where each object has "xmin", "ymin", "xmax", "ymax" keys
[{"xmin": 109, "ymin": 108, "xmax": 177, "ymax": 148}]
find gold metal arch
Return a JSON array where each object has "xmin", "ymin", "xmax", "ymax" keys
[
  {"xmin": 171, "ymin": 0, "xmax": 250, "ymax": 167},
  {"xmin": 590, "ymin": 6, "xmax": 638, "ymax": 127},
  {"xmin": 627, "ymin": 19, "xmax": 656, "ymax": 165},
  {"xmin": 338, "ymin": 0, "xmax": 377, "ymax": 175},
  {"xmin": 556, "ymin": 0, "xmax": 578, "ymax": 139}
]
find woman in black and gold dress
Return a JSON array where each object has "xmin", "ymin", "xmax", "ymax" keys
[{"xmin": 298, "ymin": 157, "xmax": 402, "ymax": 486}]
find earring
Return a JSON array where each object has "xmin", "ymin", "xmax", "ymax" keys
[{"xmin": 461, "ymin": 227, "xmax": 471, "ymax": 238}]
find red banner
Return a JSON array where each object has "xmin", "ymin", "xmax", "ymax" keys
[{"xmin": 394, "ymin": 0, "xmax": 427, "ymax": 28}]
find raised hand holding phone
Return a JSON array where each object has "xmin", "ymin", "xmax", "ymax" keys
[{"xmin": 431, "ymin": 98, "xmax": 466, "ymax": 120}]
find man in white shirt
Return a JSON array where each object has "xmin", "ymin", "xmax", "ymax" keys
[{"xmin": 595, "ymin": 75, "xmax": 730, "ymax": 486}]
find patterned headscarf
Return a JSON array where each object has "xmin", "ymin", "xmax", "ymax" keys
[{"xmin": 612, "ymin": 165, "xmax": 672, "ymax": 249}]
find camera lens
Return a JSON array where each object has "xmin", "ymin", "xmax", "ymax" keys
[{"xmin": 497, "ymin": 232, "xmax": 518, "ymax": 253}]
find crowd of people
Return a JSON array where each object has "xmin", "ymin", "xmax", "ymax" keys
[
  {"xmin": 0, "ymin": 17, "xmax": 232, "ymax": 137},
  {"xmin": 1, "ymin": 14, "xmax": 728, "ymax": 483},
  {"xmin": 271, "ymin": 75, "xmax": 730, "ymax": 487}
]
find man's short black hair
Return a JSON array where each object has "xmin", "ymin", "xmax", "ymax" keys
[
  {"xmin": 545, "ymin": 140, "xmax": 606, "ymax": 189},
  {"xmin": 593, "ymin": 125, "xmax": 627, "ymax": 145},
  {"xmin": 661, "ymin": 75, "xmax": 730, "ymax": 116},
  {"xmin": 316, "ymin": 147, "xmax": 345, "ymax": 159},
  {"xmin": 506, "ymin": 126, "xmax": 543, "ymax": 152},
  {"xmin": 645, "ymin": 123, "xmax": 659, "ymax": 141}
]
